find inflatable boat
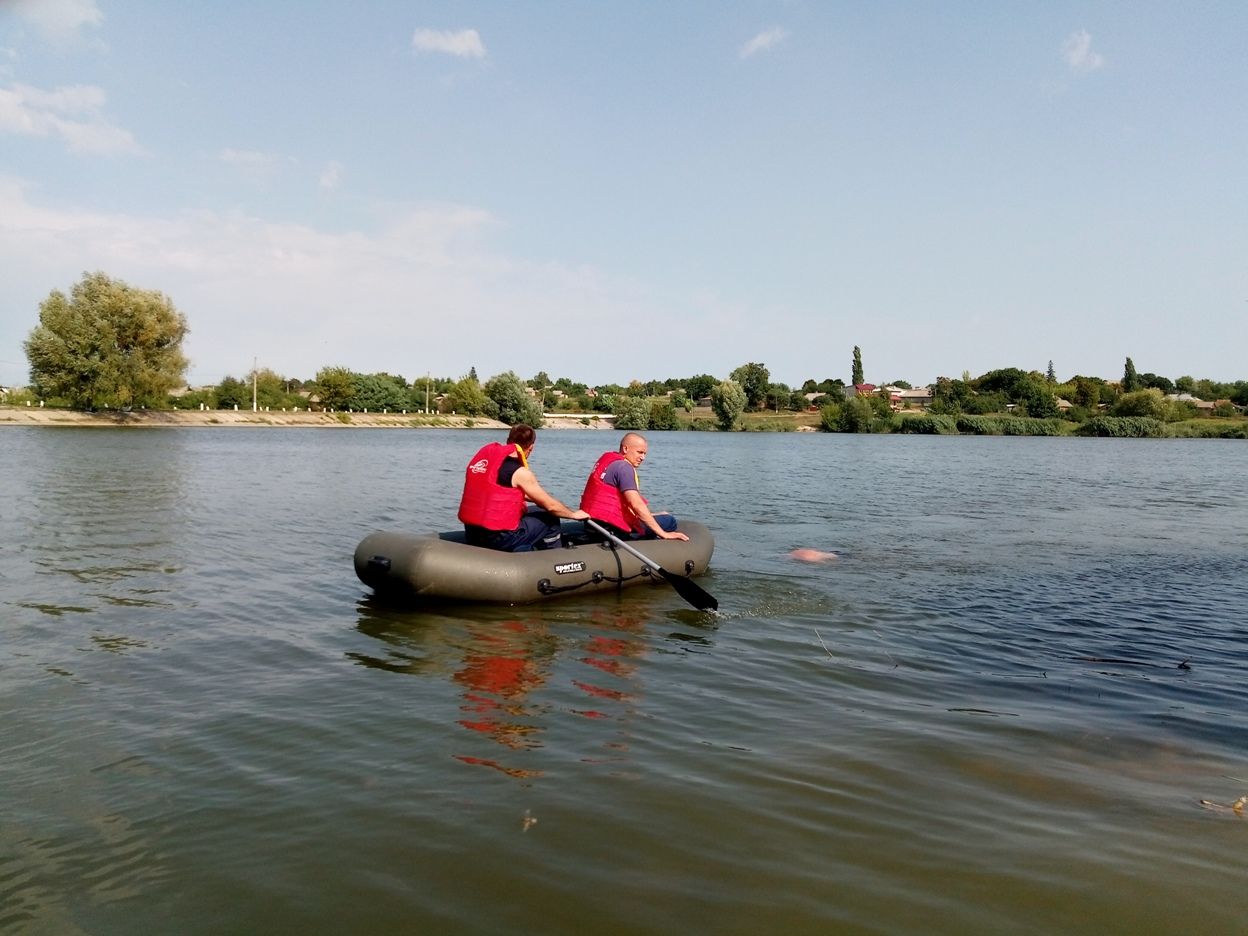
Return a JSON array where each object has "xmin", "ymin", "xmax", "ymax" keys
[{"xmin": 355, "ymin": 520, "xmax": 714, "ymax": 605}]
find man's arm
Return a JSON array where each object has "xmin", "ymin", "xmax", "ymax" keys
[
  {"xmin": 512, "ymin": 467, "xmax": 589, "ymax": 520},
  {"xmin": 622, "ymin": 490, "xmax": 688, "ymax": 541}
]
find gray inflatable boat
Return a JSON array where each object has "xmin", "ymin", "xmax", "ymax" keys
[{"xmin": 355, "ymin": 520, "xmax": 714, "ymax": 605}]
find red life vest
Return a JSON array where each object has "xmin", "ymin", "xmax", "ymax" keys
[
  {"xmin": 458, "ymin": 442, "xmax": 526, "ymax": 531},
  {"xmin": 580, "ymin": 451, "xmax": 644, "ymax": 533}
]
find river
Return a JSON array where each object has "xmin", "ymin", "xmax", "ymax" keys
[{"xmin": 2, "ymin": 428, "xmax": 1245, "ymax": 934}]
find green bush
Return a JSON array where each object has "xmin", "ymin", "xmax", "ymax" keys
[
  {"xmin": 1076, "ymin": 416, "xmax": 1165, "ymax": 437},
  {"xmin": 840, "ymin": 396, "xmax": 875, "ymax": 433},
  {"xmin": 711, "ymin": 380, "xmax": 747, "ymax": 431},
  {"xmin": 1111, "ymin": 388, "xmax": 1168, "ymax": 420},
  {"xmin": 818, "ymin": 400, "xmax": 843, "ymax": 431},
  {"xmin": 648, "ymin": 400, "xmax": 679, "ymax": 430},
  {"xmin": 955, "ymin": 415, "xmax": 1003, "ymax": 435},
  {"xmin": 1167, "ymin": 421, "xmax": 1248, "ymax": 439},
  {"xmin": 1001, "ymin": 417, "xmax": 1062, "ymax": 436},
  {"xmin": 613, "ymin": 395, "xmax": 650, "ymax": 430},
  {"xmin": 895, "ymin": 414, "xmax": 958, "ymax": 434}
]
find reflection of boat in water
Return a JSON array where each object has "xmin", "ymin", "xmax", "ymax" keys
[{"xmin": 354, "ymin": 520, "xmax": 714, "ymax": 605}]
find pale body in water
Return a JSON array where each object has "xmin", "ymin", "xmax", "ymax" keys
[{"xmin": 789, "ymin": 549, "xmax": 838, "ymax": 563}]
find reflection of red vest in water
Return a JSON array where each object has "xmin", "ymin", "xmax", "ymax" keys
[
  {"xmin": 458, "ymin": 442, "xmax": 525, "ymax": 531},
  {"xmin": 580, "ymin": 451, "xmax": 644, "ymax": 533}
]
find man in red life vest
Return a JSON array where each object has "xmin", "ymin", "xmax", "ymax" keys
[
  {"xmin": 459, "ymin": 424, "xmax": 589, "ymax": 552},
  {"xmin": 580, "ymin": 432, "xmax": 689, "ymax": 542}
]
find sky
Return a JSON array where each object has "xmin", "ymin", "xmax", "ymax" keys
[{"xmin": 1, "ymin": 1, "xmax": 1245, "ymax": 390}]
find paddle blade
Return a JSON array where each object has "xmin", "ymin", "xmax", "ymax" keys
[{"xmin": 661, "ymin": 568, "xmax": 718, "ymax": 611}]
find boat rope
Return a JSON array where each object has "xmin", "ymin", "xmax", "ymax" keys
[
  {"xmin": 536, "ymin": 538, "xmax": 655, "ymax": 596},
  {"xmin": 536, "ymin": 566, "xmax": 651, "ymax": 596}
]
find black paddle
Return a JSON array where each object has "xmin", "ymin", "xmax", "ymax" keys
[{"xmin": 586, "ymin": 519, "xmax": 718, "ymax": 611}]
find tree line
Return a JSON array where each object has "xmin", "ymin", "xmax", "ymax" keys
[{"xmin": 15, "ymin": 272, "xmax": 1248, "ymax": 436}]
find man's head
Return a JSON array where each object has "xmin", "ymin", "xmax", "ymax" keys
[
  {"xmin": 619, "ymin": 432, "xmax": 648, "ymax": 467},
  {"xmin": 507, "ymin": 424, "xmax": 536, "ymax": 452}
]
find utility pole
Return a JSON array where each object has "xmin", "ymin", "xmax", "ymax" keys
[
  {"xmin": 425, "ymin": 374, "xmax": 430, "ymax": 414},
  {"xmin": 252, "ymin": 357, "xmax": 257, "ymax": 412}
]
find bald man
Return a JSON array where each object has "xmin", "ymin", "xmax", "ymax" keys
[{"xmin": 579, "ymin": 432, "xmax": 688, "ymax": 541}]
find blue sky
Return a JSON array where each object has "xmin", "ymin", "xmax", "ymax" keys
[{"xmin": 2, "ymin": 1, "xmax": 1245, "ymax": 390}]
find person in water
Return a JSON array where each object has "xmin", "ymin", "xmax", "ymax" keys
[
  {"xmin": 580, "ymin": 432, "xmax": 688, "ymax": 542},
  {"xmin": 459, "ymin": 424, "xmax": 589, "ymax": 551}
]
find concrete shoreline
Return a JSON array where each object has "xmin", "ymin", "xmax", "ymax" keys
[{"xmin": 0, "ymin": 406, "xmax": 618, "ymax": 430}]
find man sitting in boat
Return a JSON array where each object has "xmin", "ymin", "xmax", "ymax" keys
[
  {"xmin": 459, "ymin": 424, "xmax": 589, "ymax": 552},
  {"xmin": 581, "ymin": 432, "xmax": 689, "ymax": 542}
]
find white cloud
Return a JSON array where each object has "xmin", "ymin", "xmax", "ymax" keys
[
  {"xmin": 411, "ymin": 28, "xmax": 486, "ymax": 59},
  {"xmin": 0, "ymin": 178, "xmax": 693, "ymax": 385},
  {"xmin": 1062, "ymin": 29, "xmax": 1104, "ymax": 74},
  {"xmin": 8, "ymin": 0, "xmax": 103, "ymax": 40},
  {"xmin": 0, "ymin": 82, "xmax": 142, "ymax": 154},
  {"xmin": 740, "ymin": 27, "xmax": 788, "ymax": 59},
  {"xmin": 318, "ymin": 160, "xmax": 342, "ymax": 191}
]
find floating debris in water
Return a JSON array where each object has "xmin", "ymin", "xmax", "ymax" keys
[{"xmin": 522, "ymin": 809, "xmax": 538, "ymax": 832}]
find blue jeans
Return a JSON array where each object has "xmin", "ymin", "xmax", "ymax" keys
[
  {"xmin": 465, "ymin": 508, "xmax": 562, "ymax": 552},
  {"xmin": 593, "ymin": 514, "xmax": 678, "ymax": 541}
]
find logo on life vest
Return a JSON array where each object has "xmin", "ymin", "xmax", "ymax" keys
[
  {"xmin": 553, "ymin": 561, "xmax": 585, "ymax": 575},
  {"xmin": 468, "ymin": 458, "xmax": 489, "ymax": 474}
]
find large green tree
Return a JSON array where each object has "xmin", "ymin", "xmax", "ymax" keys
[
  {"xmin": 1019, "ymin": 380, "xmax": 1060, "ymax": 418},
  {"xmin": 351, "ymin": 373, "xmax": 408, "ymax": 411},
  {"xmin": 442, "ymin": 375, "xmax": 493, "ymax": 416},
  {"xmin": 484, "ymin": 371, "xmax": 543, "ymax": 426},
  {"xmin": 315, "ymin": 366, "xmax": 355, "ymax": 410},
  {"xmin": 729, "ymin": 362, "xmax": 770, "ymax": 410},
  {"xmin": 24, "ymin": 272, "xmax": 189, "ymax": 410},
  {"xmin": 216, "ymin": 376, "xmax": 250, "ymax": 409},
  {"xmin": 683, "ymin": 374, "xmax": 717, "ymax": 400},
  {"xmin": 613, "ymin": 395, "xmax": 650, "ymax": 430},
  {"xmin": 851, "ymin": 346, "xmax": 864, "ymax": 385}
]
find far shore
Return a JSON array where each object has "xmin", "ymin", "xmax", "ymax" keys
[{"xmin": 0, "ymin": 405, "xmax": 620, "ymax": 430}]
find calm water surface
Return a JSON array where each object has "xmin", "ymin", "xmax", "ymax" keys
[{"xmin": 2, "ymin": 428, "xmax": 1246, "ymax": 934}]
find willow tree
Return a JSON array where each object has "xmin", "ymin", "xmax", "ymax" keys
[
  {"xmin": 711, "ymin": 379, "xmax": 746, "ymax": 431},
  {"xmin": 24, "ymin": 272, "xmax": 190, "ymax": 410}
]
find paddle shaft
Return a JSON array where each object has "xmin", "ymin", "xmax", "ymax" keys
[
  {"xmin": 585, "ymin": 519, "xmax": 718, "ymax": 611},
  {"xmin": 586, "ymin": 519, "xmax": 664, "ymax": 572}
]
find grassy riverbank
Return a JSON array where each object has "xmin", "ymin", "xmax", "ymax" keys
[
  {"xmin": 0, "ymin": 406, "xmax": 510, "ymax": 429},
  {"xmin": 0, "ymin": 405, "xmax": 630, "ymax": 430},
  {"xmin": 4, "ymin": 404, "xmax": 1243, "ymax": 436}
]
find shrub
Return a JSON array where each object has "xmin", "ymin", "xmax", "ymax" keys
[
  {"xmin": 840, "ymin": 396, "xmax": 875, "ymax": 433},
  {"xmin": 1076, "ymin": 416, "xmax": 1165, "ymax": 438},
  {"xmin": 613, "ymin": 395, "xmax": 650, "ymax": 430},
  {"xmin": 1167, "ymin": 421, "xmax": 1248, "ymax": 439},
  {"xmin": 1111, "ymin": 389, "xmax": 1167, "ymax": 420},
  {"xmin": 1001, "ymin": 417, "xmax": 1062, "ymax": 436},
  {"xmin": 818, "ymin": 400, "xmax": 843, "ymax": 431},
  {"xmin": 896, "ymin": 414, "xmax": 958, "ymax": 434},
  {"xmin": 648, "ymin": 400, "xmax": 679, "ymax": 430},
  {"xmin": 711, "ymin": 380, "xmax": 747, "ymax": 431},
  {"xmin": 956, "ymin": 415, "xmax": 1003, "ymax": 435}
]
